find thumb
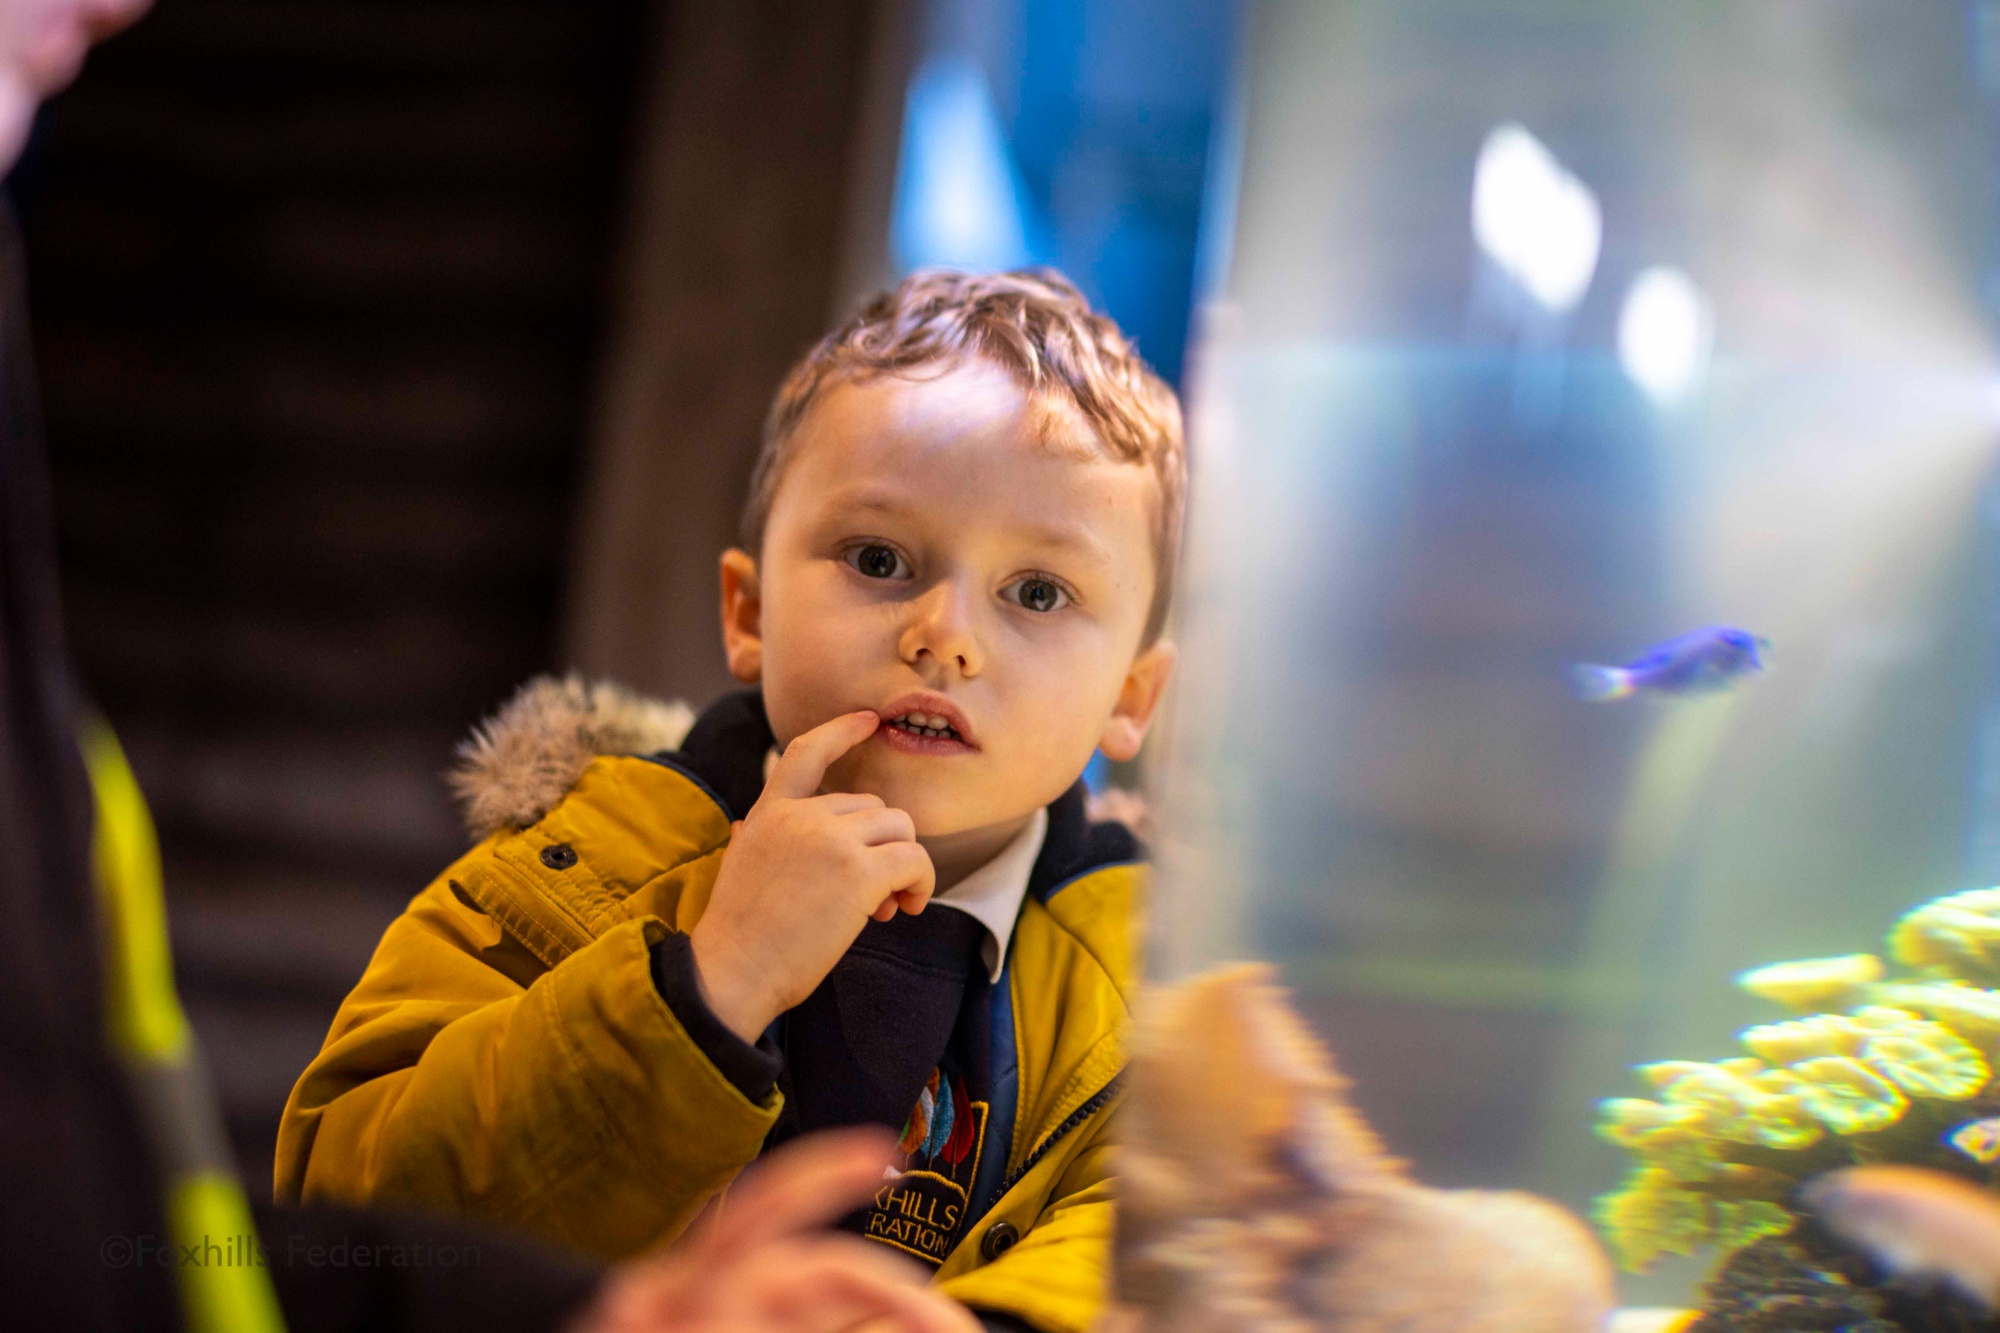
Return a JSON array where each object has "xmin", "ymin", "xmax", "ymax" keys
[{"xmin": 763, "ymin": 711, "xmax": 879, "ymax": 801}]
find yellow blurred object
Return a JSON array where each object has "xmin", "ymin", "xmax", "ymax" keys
[
  {"xmin": 1606, "ymin": 1310, "xmax": 1701, "ymax": 1333},
  {"xmin": 1596, "ymin": 887, "xmax": 2000, "ymax": 1276},
  {"xmin": 1890, "ymin": 889, "xmax": 2000, "ymax": 981},
  {"xmin": 1737, "ymin": 954, "xmax": 1883, "ymax": 1013},
  {"xmin": 1857, "ymin": 1016, "xmax": 1987, "ymax": 1100},
  {"xmin": 82, "ymin": 720, "xmax": 286, "ymax": 1333},
  {"xmin": 1739, "ymin": 1013, "xmax": 1864, "ymax": 1064},
  {"xmin": 1870, "ymin": 980, "xmax": 2000, "ymax": 1039},
  {"xmin": 1949, "ymin": 1117, "xmax": 2000, "ymax": 1164}
]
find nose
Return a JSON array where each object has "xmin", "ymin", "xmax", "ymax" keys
[{"xmin": 898, "ymin": 580, "xmax": 984, "ymax": 679}]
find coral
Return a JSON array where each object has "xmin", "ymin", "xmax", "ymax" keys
[
  {"xmin": 1869, "ymin": 982, "xmax": 2000, "ymax": 1043},
  {"xmin": 1687, "ymin": 1232, "xmax": 1900, "ymax": 1333},
  {"xmin": 1949, "ymin": 1117, "xmax": 2000, "ymax": 1165},
  {"xmin": 1594, "ymin": 886, "xmax": 2000, "ymax": 1288},
  {"xmin": 1709, "ymin": 1200, "xmax": 1795, "ymax": 1255},
  {"xmin": 1595, "ymin": 1166, "xmax": 1711, "ymax": 1272},
  {"xmin": 1856, "ymin": 1018, "xmax": 1986, "ymax": 1101},
  {"xmin": 1738, "ymin": 954, "xmax": 1884, "ymax": 1014},
  {"xmin": 1117, "ymin": 965, "xmax": 1615, "ymax": 1333},
  {"xmin": 1787, "ymin": 1057, "xmax": 1907, "ymax": 1135},
  {"xmin": 1690, "ymin": 1219, "xmax": 1998, "ymax": 1333},
  {"xmin": 1740, "ymin": 1014, "xmax": 1865, "ymax": 1064},
  {"xmin": 1889, "ymin": 889, "xmax": 2000, "ymax": 984}
]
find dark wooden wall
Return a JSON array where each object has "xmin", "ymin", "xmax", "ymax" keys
[
  {"xmin": 20, "ymin": 0, "xmax": 884, "ymax": 1192},
  {"xmin": 566, "ymin": 2, "xmax": 894, "ymax": 707}
]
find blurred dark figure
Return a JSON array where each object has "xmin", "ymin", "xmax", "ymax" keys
[
  {"xmin": 0, "ymin": 6, "xmax": 983, "ymax": 1333},
  {"xmin": 0, "ymin": 12, "xmax": 180, "ymax": 1330}
]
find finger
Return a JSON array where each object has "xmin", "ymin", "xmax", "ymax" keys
[
  {"xmin": 809, "ymin": 790, "xmax": 887, "ymax": 817},
  {"xmin": 870, "ymin": 898, "xmax": 898, "ymax": 923},
  {"xmin": 866, "ymin": 840, "xmax": 935, "ymax": 913},
  {"xmin": 839, "ymin": 805, "xmax": 917, "ymax": 847},
  {"xmin": 765, "ymin": 712, "xmax": 881, "ymax": 801},
  {"xmin": 731, "ymin": 1240, "xmax": 982, "ymax": 1333},
  {"xmin": 698, "ymin": 1128, "xmax": 898, "ymax": 1262}
]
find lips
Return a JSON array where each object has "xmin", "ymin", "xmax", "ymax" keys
[{"xmin": 876, "ymin": 692, "xmax": 977, "ymax": 754}]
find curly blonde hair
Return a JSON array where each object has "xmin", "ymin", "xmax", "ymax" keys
[{"xmin": 742, "ymin": 268, "xmax": 1186, "ymax": 644}]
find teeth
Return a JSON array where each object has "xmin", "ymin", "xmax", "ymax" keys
[{"xmin": 891, "ymin": 713, "xmax": 958, "ymax": 740}]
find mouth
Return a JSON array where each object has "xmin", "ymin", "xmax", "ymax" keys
[{"xmin": 876, "ymin": 694, "xmax": 977, "ymax": 755}]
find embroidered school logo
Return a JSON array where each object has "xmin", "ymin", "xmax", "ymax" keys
[{"xmin": 862, "ymin": 1069, "xmax": 986, "ymax": 1267}]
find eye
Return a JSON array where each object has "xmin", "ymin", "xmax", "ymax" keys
[
  {"xmin": 1003, "ymin": 576, "xmax": 1070, "ymax": 614},
  {"xmin": 845, "ymin": 543, "xmax": 909, "ymax": 580}
]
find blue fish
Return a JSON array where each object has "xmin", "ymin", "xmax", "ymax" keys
[{"xmin": 1571, "ymin": 626, "xmax": 1767, "ymax": 702}]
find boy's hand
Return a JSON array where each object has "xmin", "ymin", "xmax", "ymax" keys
[{"xmin": 690, "ymin": 711, "xmax": 935, "ymax": 1043}]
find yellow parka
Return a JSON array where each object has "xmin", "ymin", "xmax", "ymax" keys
[{"xmin": 275, "ymin": 680, "xmax": 1137, "ymax": 1333}]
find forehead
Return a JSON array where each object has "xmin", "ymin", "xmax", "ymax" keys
[{"xmin": 773, "ymin": 361, "xmax": 1158, "ymax": 550}]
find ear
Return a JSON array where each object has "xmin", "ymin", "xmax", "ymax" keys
[
  {"xmin": 1097, "ymin": 639, "xmax": 1178, "ymax": 763},
  {"xmin": 719, "ymin": 548, "xmax": 764, "ymax": 683}
]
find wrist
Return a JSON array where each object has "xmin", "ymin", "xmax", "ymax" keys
[{"xmin": 688, "ymin": 923, "xmax": 781, "ymax": 1043}]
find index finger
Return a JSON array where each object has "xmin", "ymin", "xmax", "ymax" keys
[
  {"xmin": 764, "ymin": 711, "xmax": 880, "ymax": 801},
  {"xmin": 701, "ymin": 1128, "xmax": 899, "ymax": 1262}
]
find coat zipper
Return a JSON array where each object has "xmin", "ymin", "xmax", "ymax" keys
[{"xmin": 986, "ymin": 1070, "xmax": 1124, "ymax": 1205}]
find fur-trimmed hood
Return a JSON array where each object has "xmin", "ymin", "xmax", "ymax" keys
[{"xmin": 449, "ymin": 675, "xmax": 695, "ymax": 839}]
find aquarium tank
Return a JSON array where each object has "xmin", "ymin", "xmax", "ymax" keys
[{"xmin": 1144, "ymin": 0, "xmax": 2000, "ymax": 1318}]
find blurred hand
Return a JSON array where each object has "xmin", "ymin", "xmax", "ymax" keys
[
  {"xmin": 690, "ymin": 710, "xmax": 935, "ymax": 1041},
  {"xmin": 571, "ymin": 1129, "xmax": 979, "ymax": 1333},
  {"xmin": 0, "ymin": 0, "xmax": 154, "ymax": 170}
]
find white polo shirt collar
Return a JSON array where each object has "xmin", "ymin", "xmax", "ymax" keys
[{"xmin": 930, "ymin": 806, "xmax": 1047, "ymax": 984}]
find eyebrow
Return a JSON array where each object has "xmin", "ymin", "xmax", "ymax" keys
[{"xmin": 825, "ymin": 488, "xmax": 1115, "ymax": 566}]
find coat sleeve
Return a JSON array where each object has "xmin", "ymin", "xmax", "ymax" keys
[
  {"xmin": 937, "ymin": 1119, "xmax": 1116, "ymax": 1333},
  {"xmin": 273, "ymin": 875, "xmax": 781, "ymax": 1261}
]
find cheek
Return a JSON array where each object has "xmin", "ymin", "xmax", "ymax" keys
[
  {"xmin": 1001, "ymin": 635, "xmax": 1129, "ymax": 761},
  {"xmin": 757, "ymin": 571, "xmax": 873, "ymax": 741}
]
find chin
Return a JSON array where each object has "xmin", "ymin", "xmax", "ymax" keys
[
  {"xmin": 884, "ymin": 789, "xmax": 978, "ymax": 837},
  {"xmin": 846, "ymin": 774, "xmax": 983, "ymax": 838}
]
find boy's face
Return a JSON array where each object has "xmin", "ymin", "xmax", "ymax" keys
[{"xmin": 721, "ymin": 357, "xmax": 1175, "ymax": 841}]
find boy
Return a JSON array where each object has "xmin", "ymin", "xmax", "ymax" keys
[{"xmin": 276, "ymin": 270, "xmax": 1184, "ymax": 1333}]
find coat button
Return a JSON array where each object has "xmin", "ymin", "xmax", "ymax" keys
[
  {"xmin": 540, "ymin": 843, "xmax": 578, "ymax": 870},
  {"xmin": 979, "ymin": 1220, "xmax": 1019, "ymax": 1263}
]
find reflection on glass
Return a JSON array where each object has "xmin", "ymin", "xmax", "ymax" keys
[{"xmin": 1150, "ymin": 0, "xmax": 2000, "ymax": 1312}]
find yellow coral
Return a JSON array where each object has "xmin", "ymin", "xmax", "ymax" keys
[
  {"xmin": 1636, "ymin": 1060, "xmax": 1717, "ymax": 1091},
  {"xmin": 1789, "ymin": 1056, "xmax": 1908, "ymax": 1133},
  {"xmin": 1890, "ymin": 888, "xmax": 2000, "ymax": 981},
  {"xmin": 1652, "ymin": 1136, "xmax": 1725, "ymax": 1183},
  {"xmin": 1737, "ymin": 954, "xmax": 1883, "ymax": 1013},
  {"xmin": 1739, "ymin": 1014, "xmax": 1863, "ymax": 1064},
  {"xmin": 1650, "ymin": 1064, "xmax": 1767, "ymax": 1141},
  {"xmin": 1867, "ymin": 981, "xmax": 2000, "ymax": 1043},
  {"xmin": 1594, "ymin": 1166, "xmax": 1709, "ymax": 1273},
  {"xmin": 1625, "ymin": 1061, "xmax": 1823, "ymax": 1151},
  {"xmin": 1596, "ymin": 1098, "xmax": 1705, "ymax": 1151},
  {"xmin": 1737, "ymin": 1069, "xmax": 1824, "ymax": 1150},
  {"xmin": 1595, "ymin": 1101, "xmax": 1730, "ymax": 1181},
  {"xmin": 1709, "ymin": 1199, "xmax": 1793, "ymax": 1253},
  {"xmin": 1852, "ymin": 1009, "xmax": 1988, "ymax": 1099},
  {"xmin": 1597, "ymin": 887, "xmax": 2000, "ymax": 1276}
]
